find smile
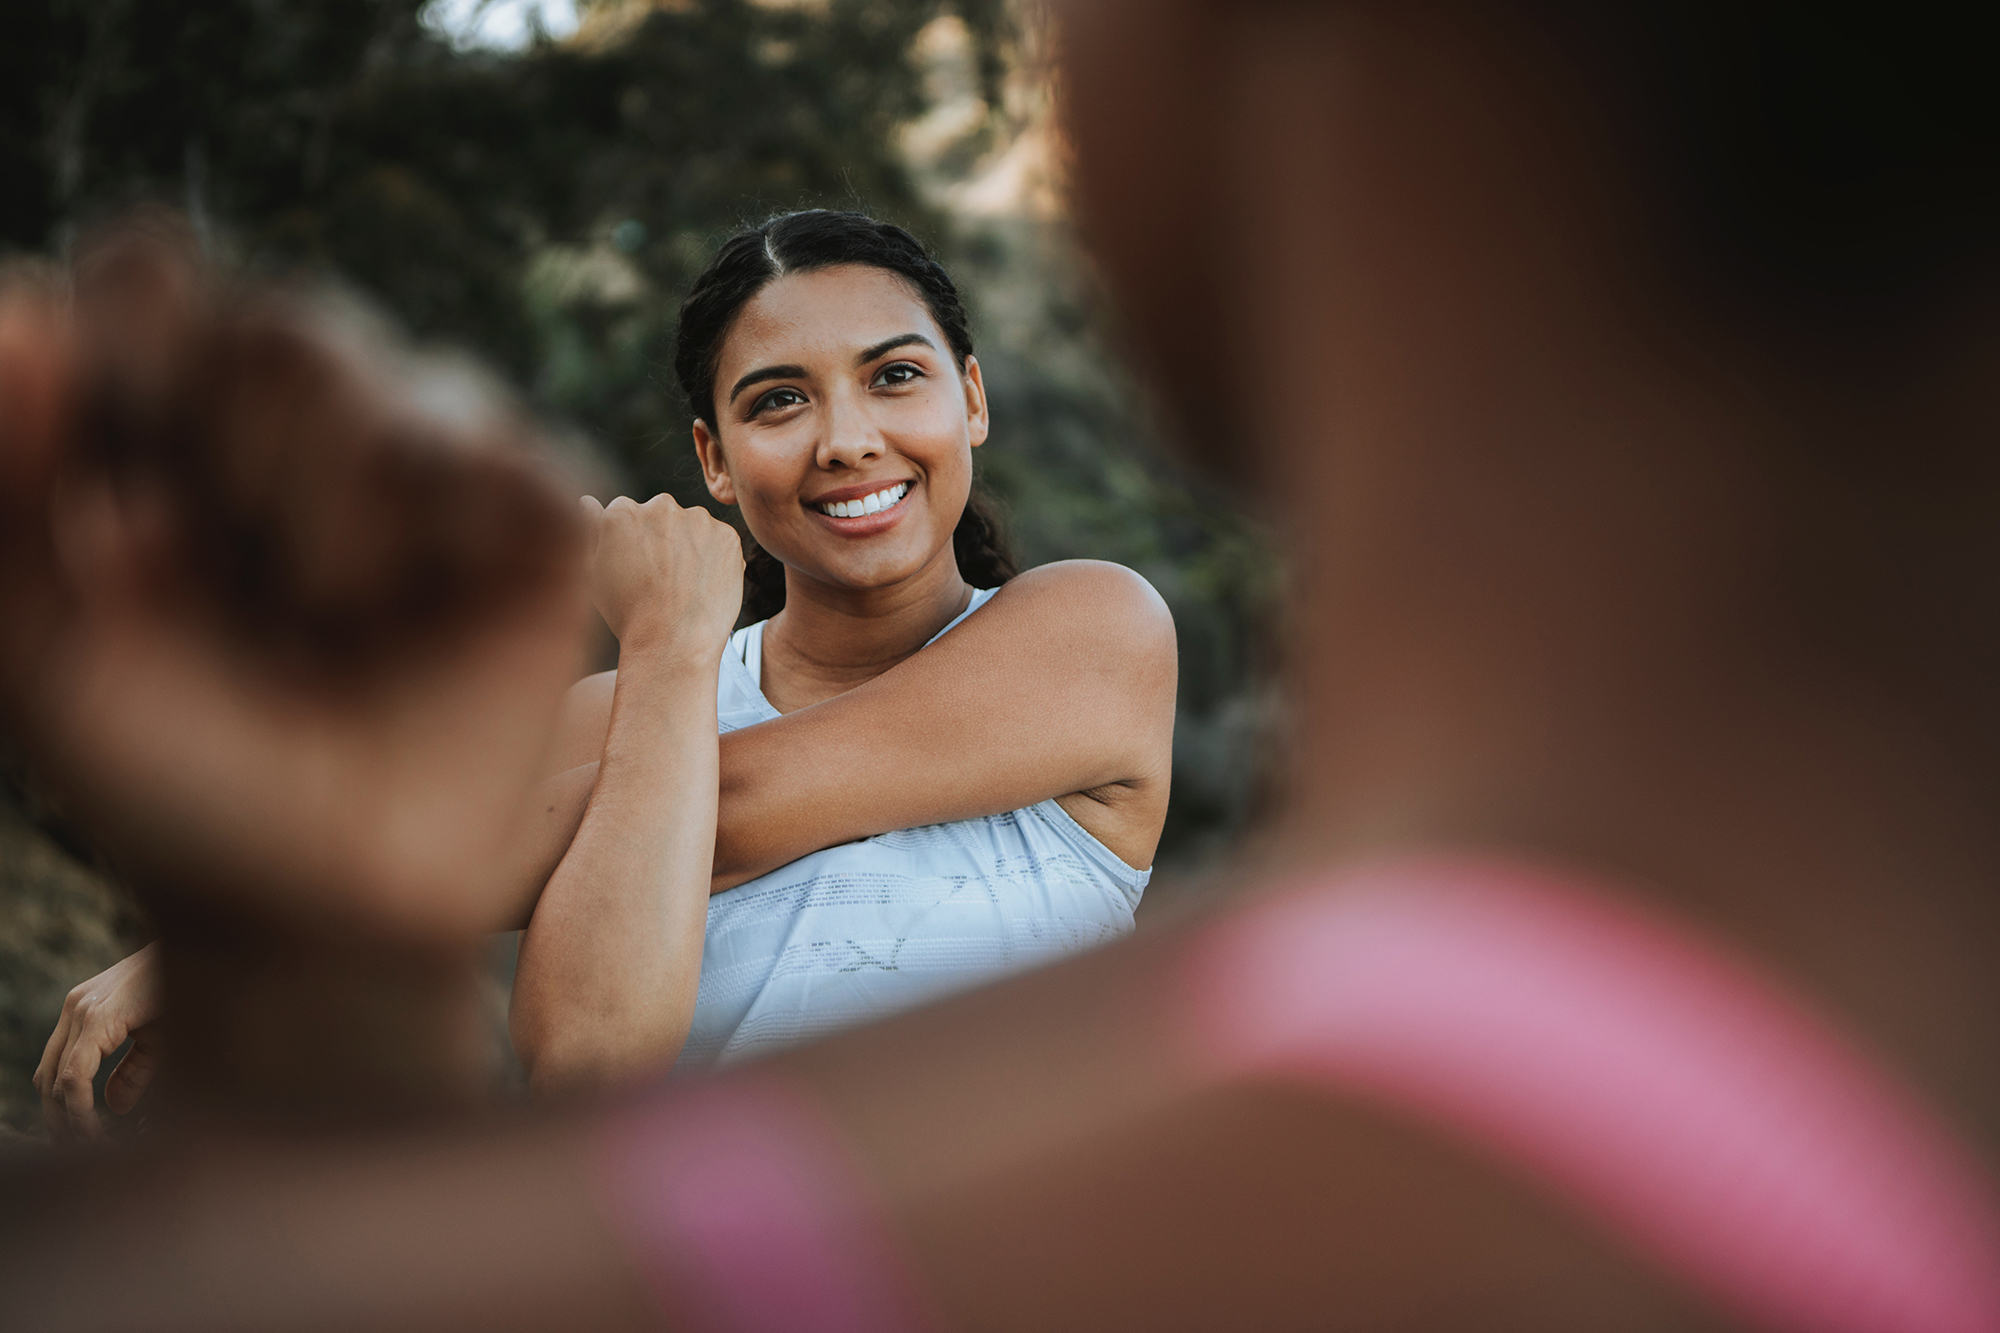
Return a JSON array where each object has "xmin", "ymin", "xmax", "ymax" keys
[{"xmin": 813, "ymin": 481, "xmax": 909, "ymax": 518}]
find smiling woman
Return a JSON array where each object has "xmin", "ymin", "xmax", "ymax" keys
[
  {"xmin": 688, "ymin": 215, "xmax": 1020, "ymax": 632},
  {"xmin": 32, "ymin": 211, "xmax": 1177, "ymax": 1122},
  {"xmin": 503, "ymin": 211, "xmax": 1178, "ymax": 1083}
]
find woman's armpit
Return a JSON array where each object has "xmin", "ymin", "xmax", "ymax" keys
[{"xmin": 1055, "ymin": 783, "xmax": 1166, "ymax": 874}]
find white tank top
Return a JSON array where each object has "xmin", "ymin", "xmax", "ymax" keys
[{"xmin": 674, "ymin": 586, "xmax": 1150, "ymax": 1069}]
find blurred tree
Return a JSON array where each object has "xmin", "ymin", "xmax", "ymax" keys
[
  {"xmin": 2, "ymin": 0, "xmax": 1010, "ymax": 488},
  {"xmin": 0, "ymin": 0, "xmax": 1277, "ymax": 875}
]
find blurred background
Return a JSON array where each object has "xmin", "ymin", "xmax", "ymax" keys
[{"xmin": 0, "ymin": 0, "xmax": 1279, "ymax": 1129}]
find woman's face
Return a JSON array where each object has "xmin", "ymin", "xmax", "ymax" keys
[{"xmin": 693, "ymin": 264, "xmax": 987, "ymax": 597}]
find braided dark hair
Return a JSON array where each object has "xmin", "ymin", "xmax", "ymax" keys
[{"xmin": 672, "ymin": 210, "xmax": 1017, "ymax": 621}]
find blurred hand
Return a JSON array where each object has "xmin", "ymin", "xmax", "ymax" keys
[
  {"xmin": 581, "ymin": 493, "xmax": 744, "ymax": 661},
  {"xmin": 0, "ymin": 223, "xmax": 591, "ymax": 941},
  {"xmin": 33, "ymin": 944, "xmax": 163, "ymax": 1142}
]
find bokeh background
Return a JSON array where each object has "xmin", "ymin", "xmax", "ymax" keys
[{"xmin": 0, "ymin": 0, "xmax": 1279, "ymax": 1129}]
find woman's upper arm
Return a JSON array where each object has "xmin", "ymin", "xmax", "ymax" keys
[
  {"xmin": 715, "ymin": 561, "xmax": 1177, "ymax": 885},
  {"xmin": 546, "ymin": 670, "xmax": 617, "ymax": 774}
]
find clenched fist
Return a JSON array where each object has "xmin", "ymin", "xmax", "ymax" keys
[{"xmin": 580, "ymin": 492, "xmax": 744, "ymax": 662}]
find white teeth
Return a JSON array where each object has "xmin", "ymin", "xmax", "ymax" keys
[{"xmin": 817, "ymin": 482, "xmax": 908, "ymax": 518}]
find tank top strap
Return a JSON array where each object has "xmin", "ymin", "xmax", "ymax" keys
[
  {"xmin": 1181, "ymin": 858, "xmax": 2000, "ymax": 1333},
  {"xmin": 928, "ymin": 585, "xmax": 997, "ymax": 646},
  {"xmin": 741, "ymin": 619, "xmax": 765, "ymax": 691}
]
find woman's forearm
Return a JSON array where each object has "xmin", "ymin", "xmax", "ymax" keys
[
  {"xmin": 514, "ymin": 564, "xmax": 1176, "ymax": 911},
  {"xmin": 510, "ymin": 647, "xmax": 720, "ymax": 1092},
  {"xmin": 710, "ymin": 562, "xmax": 1178, "ymax": 887},
  {"xmin": 500, "ymin": 763, "xmax": 596, "ymax": 930}
]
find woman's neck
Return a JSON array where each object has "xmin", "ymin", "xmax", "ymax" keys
[{"xmin": 757, "ymin": 551, "xmax": 972, "ymax": 713}]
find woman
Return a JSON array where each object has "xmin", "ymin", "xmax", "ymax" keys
[
  {"xmin": 512, "ymin": 211, "xmax": 1174, "ymax": 1085},
  {"xmin": 37, "ymin": 211, "xmax": 1177, "ymax": 1118}
]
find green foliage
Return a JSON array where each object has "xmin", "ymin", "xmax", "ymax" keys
[
  {"xmin": 4, "ymin": 0, "xmax": 981, "ymax": 471},
  {"xmin": 1, "ymin": 0, "xmax": 1276, "ymax": 870}
]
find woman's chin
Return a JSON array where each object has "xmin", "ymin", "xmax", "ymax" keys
[
  {"xmin": 772, "ymin": 516, "xmax": 949, "ymax": 590},
  {"xmin": 796, "ymin": 543, "xmax": 952, "ymax": 597}
]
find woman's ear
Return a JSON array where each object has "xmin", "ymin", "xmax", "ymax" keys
[
  {"xmin": 962, "ymin": 356, "xmax": 989, "ymax": 449},
  {"xmin": 691, "ymin": 420, "xmax": 737, "ymax": 504}
]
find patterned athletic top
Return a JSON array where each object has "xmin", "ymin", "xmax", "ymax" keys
[{"xmin": 672, "ymin": 587, "xmax": 1151, "ymax": 1069}]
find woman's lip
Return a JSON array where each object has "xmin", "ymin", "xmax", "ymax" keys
[
  {"xmin": 804, "ymin": 477, "xmax": 918, "ymax": 507},
  {"xmin": 805, "ymin": 486, "xmax": 914, "ymax": 536}
]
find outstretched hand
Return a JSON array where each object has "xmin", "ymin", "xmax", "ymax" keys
[{"xmin": 0, "ymin": 223, "xmax": 591, "ymax": 941}]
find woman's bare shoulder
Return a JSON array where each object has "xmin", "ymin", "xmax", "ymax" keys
[{"xmin": 980, "ymin": 560, "xmax": 1177, "ymax": 662}]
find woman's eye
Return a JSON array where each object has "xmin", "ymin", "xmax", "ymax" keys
[
  {"xmin": 752, "ymin": 387, "xmax": 807, "ymax": 415},
  {"xmin": 872, "ymin": 362, "xmax": 922, "ymax": 388}
]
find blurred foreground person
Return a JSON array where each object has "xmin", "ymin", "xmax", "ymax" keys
[
  {"xmin": 5, "ymin": 4, "xmax": 2000, "ymax": 1332},
  {"xmin": 0, "ymin": 218, "xmax": 600, "ymax": 1130}
]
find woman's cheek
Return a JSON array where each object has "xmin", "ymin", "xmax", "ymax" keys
[{"xmin": 742, "ymin": 443, "xmax": 809, "ymax": 517}]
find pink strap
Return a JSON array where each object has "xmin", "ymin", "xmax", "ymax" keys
[
  {"xmin": 595, "ymin": 1080, "xmax": 930, "ymax": 1333},
  {"xmin": 1182, "ymin": 857, "xmax": 2000, "ymax": 1333}
]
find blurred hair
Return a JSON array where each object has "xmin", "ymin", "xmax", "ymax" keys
[
  {"xmin": 671, "ymin": 210, "xmax": 1016, "ymax": 621},
  {"xmin": 57, "ymin": 220, "xmax": 580, "ymax": 676}
]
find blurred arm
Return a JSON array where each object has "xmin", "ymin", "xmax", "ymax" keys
[{"xmin": 0, "ymin": 913, "xmax": 1706, "ymax": 1333}]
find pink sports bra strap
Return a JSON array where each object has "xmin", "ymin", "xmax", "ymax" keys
[
  {"xmin": 595, "ymin": 1079, "xmax": 932, "ymax": 1333},
  {"xmin": 1182, "ymin": 857, "xmax": 2000, "ymax": 1333}
]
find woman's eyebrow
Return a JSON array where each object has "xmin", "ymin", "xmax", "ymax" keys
[
  {"xmin": 728, "ymin": 334, "xmax": 934, "ymax": 404},
  {"xmin": 729, "ymin": 363, "xmax": 807, "ymax": 405},
  {"xmin": 856, "ymin": 333, "xmax": 935, "ymax": 364}
]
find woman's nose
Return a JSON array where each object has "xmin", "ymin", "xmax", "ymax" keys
[{"xmin": 815, "ymin": 399, "xmax": 884, "ymax": 471}]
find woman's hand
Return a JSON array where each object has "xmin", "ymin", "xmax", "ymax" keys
[
  {"xmin": 580, "ymin": 493, "xmax": 743, "ymax": 660},
  {"xmin": 33, "ymin": 944, "xmax": 164, "ymax": 1141}
]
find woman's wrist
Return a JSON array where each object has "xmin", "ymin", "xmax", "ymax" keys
[
  {"xmin": 601, "ymin": 636, "xmax": 725, "ymax": 743},
  {"xmin": 613, "ymin": 618, "xmax": 730, "ymax": 672}
]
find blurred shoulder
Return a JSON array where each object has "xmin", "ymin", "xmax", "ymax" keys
[{"xmin": 986, "ymin": 560, "xmax": 1176, "ymax": 658}]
